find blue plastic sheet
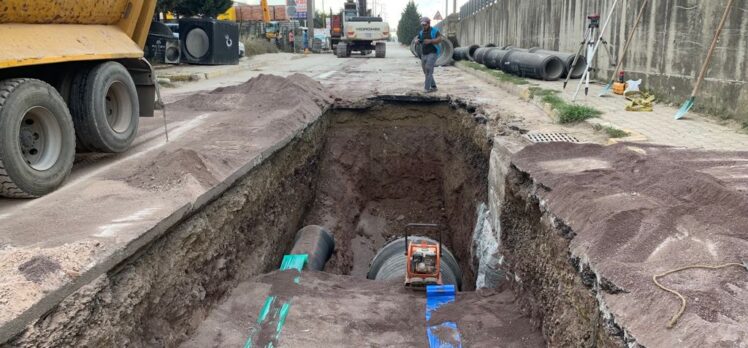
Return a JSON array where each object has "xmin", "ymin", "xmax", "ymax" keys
[{"xmin": 425, "ymin": 285, "xmax": 462, "ymax": 348}]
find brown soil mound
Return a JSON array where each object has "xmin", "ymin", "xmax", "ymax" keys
[
  {"xmin": 170, "ymin": 73, "xmax": 334, "ymax": 114},
  {"xmin": 181, "ymin": 271, "xmax": 544, "ymax": 348},
  {"xmin": 512, "ymin": 142, "xmax": 748, "ymax": 347}
]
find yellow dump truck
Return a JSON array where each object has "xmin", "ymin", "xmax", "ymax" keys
[{"xmin": 0, "ymin": 0, "xmax": 157, "ymax": 198}]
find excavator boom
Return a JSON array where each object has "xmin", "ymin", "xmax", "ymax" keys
[{"xmin": 261, "ymin": 0, "xmax": 272, "ymax": 23}]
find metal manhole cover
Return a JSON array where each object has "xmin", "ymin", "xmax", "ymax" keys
[{"xmin": 525, "ymin": 133, "xmax": 580, "ymax": 143}]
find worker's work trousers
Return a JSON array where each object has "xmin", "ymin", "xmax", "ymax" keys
[{"xmin": 421, "ymin": 52, "xmax": 438, "ymax": 91}]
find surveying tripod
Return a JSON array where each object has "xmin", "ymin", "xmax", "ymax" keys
[{"xmin": 563, "ymin": 14, "xmax": 616, "ymax": 96}]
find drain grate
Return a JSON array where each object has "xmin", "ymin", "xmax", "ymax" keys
[{"xmin": 525, "ymin": 133, "xmax": 580, "ymax": 143}]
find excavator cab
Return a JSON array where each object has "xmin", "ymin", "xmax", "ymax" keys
[
  {"xmin": 264, "ymin": 21, "xmax": 280, "ymax": 40},
  {"xmin": 404, "ymin": 224, "xmax": 443, "ymax": 290}
]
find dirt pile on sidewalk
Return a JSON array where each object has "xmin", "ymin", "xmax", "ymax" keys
[{"xmin": 122, "ymin": 73, "xmax": 334, "ymax": 192}]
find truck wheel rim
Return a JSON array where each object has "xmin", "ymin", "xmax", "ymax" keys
[
  {"xmin": 105, "ymin": 81, "xmax": 132, "ymax": 134},
  {"xmin": 19, "ymin": 106, "xmax": 62, "ymax": 171}
]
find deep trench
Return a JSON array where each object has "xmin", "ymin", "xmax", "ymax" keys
[
  {"xmin": 302, "ymin": 103, "xmax": 490, "ymax": 290},
  {"xmin": 4, "ymin": 95, "xmax": 662, "ymax": 347},
  {"xmin": 5, "ymin": 101, "xmax": 502, "ymax": 347}
]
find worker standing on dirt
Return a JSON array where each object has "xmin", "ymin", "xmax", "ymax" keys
[{"xmin": 419, "ymin": 17, "xmax": 442, "ymax": 93}]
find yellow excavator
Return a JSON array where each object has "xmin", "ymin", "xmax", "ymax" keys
[
  {"xmin": 261, "ymin": 0, "xmax": 281, "ymax": 41},
  {"xmin": 0, "ymin": 0, "xmax": 157, "ymax": 198}
]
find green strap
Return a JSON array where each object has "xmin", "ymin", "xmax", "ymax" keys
[{"xmin": 245, "ymin": 254, "xmax": 308, "ymax": 348}]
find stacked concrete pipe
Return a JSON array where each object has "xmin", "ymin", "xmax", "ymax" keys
[{"xmin": 529, "ymin": 48, "xmax": 587, "ymax": 79}]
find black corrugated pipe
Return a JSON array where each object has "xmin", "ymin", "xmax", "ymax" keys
[
  {"xmin": 289, "ymin": 225, "xmax": 335, "ymax": 271},
  {"xmin": 502, "ymin": 45, "xmax": 533, "ymax": 52},
  {"xmin": 529, "ymin": 48, "xmax": 587, "ymax": 79},
  {"xmin": 453, "ymin": 47, "xmax": 468, "ymax": 61},
  {"xmin": 483, "ymin": 49, "xmax": 510, "ymax": 69},
  {"xmin": 502, "ymin": 50, "xmax": 566, "ymax": 80},
  {"xmin": 473, "ymin": 47, "xmax": 492, "ymax": 65},
  {"xmin": 454, "ymin": 45, "xmax": 479, "ymax": 61},
  {"xmin": 466, "ymin": 44, "xmax": 480, "ymax": 61}
]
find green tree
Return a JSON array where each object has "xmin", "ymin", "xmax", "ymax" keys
[
  {"xmin": 314, "ymin": 10, "xmax": 328, "ymax": 28},
  {"xmin": 396, "ymin": 1, "xmax": 421, "ymax": 45},
  {"xmin": 175, "ymin": 0, "xmax": 233, "ymax": 18},
  {"xmin": 155, "ymin": 0, "xmax": 181, "ymax": 20},
  {"xmin": 156, "ymin": 0, "xmax": 181, "ymax": 14}
]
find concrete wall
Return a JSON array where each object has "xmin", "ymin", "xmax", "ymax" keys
[{"xmin": 455, "ymin": 0, "xmax": 748, "ymax": 123}]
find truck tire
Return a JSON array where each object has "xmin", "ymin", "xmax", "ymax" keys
[
  {"xmin": 336, "ymin": 42, "xmax": 348, "ymax": 58},
  {"xmin": 0, "ymin": 79, "xmax": 75, "ymax": 198},
  {"xmin": 375, "ymin": 42, "xmax": 386, "ymax": 58},
  {"xmin": 69, "ymin": 61, "xmax": 139, "ymax": 153}
]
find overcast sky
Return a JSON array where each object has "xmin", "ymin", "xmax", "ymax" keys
[{"xmin": 235, "ymin": 0, "xmax": 465, "ymax": 29}]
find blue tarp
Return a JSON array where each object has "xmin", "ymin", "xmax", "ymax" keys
[{"xmin": 425, "ymin": 285, "xmax": 462, "ymax": 348}]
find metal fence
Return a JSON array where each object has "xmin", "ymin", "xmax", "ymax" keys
[
  {"xmin": 459, "ymin": 0, "xmax": 497, "ymax": 19},
  {"xmin": 238, "ymin": 21, "xmax": 266, "ymax": 40}
]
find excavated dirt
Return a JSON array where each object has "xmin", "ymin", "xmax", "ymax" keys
[
  {"xmin": 181, "ymin": 270, "xmax": 544, "ymax": 347},
  {"xmin": 169, "ymin": 73, "xmax": 333, "ymax": 115},
  {"xmin": 502, "ymin": 142, "xmax": 748, "ymax": 347},
  {"xmin": 303, "ymin": 103, "xmax": 490, "ymax": 289}
]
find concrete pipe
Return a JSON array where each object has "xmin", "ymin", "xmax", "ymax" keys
[
  {"xmin": 410, "ymin": 36, "xmax": 419, "ymax": 57},
  {"xmin": 289, "ymin": 225, "xmax": 335, "ymax": 271},
  {"xmin": 366, "ymin": 236, "xmax": 463, "ymax": 290},
  {"xmin": 502, "ymin": 50, "xmax": 566, "ymax": 81},
  {"xmin": 435, "ymin": 39, "xmax": 455, "ymax": 66},
  {"xmin": 483, "ymin": 49, "xmax": 510, "ymax": 69},
  {"xmin": 411, "ymin": 38, "xmax": 454, "ymax": 66},
  {"xmin": 529, "ymin": 48, "xmax": 587, "ymax": 79}
]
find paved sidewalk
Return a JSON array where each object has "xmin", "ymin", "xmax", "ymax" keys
[
  {"xmin": 540, "ymin": 79, "xmax": 748, "ymax": 151},
  {"xmin": 458, "ymin": 63, "xmax": 748, "ymax": 151}
]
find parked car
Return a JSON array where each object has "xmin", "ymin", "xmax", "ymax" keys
[{"xmin": 165, "ymin": 22, "xmax": 179, "ymax": 39}]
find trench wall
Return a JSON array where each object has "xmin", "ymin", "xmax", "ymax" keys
[
  {"xmin": 486, "ymin": 139, "xmax": 632, "ymax": 347},
  {"xmin": 453, "ymin": 0, "xmax": 748, "ymax": 123},
  {"xmin": 3, "ymin": 118, "xmax": 329, "ymax": 348}
]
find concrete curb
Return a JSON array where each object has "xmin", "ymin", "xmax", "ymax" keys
[{"xmin": 156, "ymin": 65, "xmax": 249, "ymax": 83}]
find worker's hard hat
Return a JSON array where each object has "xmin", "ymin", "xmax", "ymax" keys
[{"xmin": 420, "ymin": 17, "xmax": 430, "ymax": 25}]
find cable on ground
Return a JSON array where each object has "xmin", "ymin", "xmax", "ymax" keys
[{"xmin": 652, "ymin": 261, "xmax": 748, "ymax": 328}]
